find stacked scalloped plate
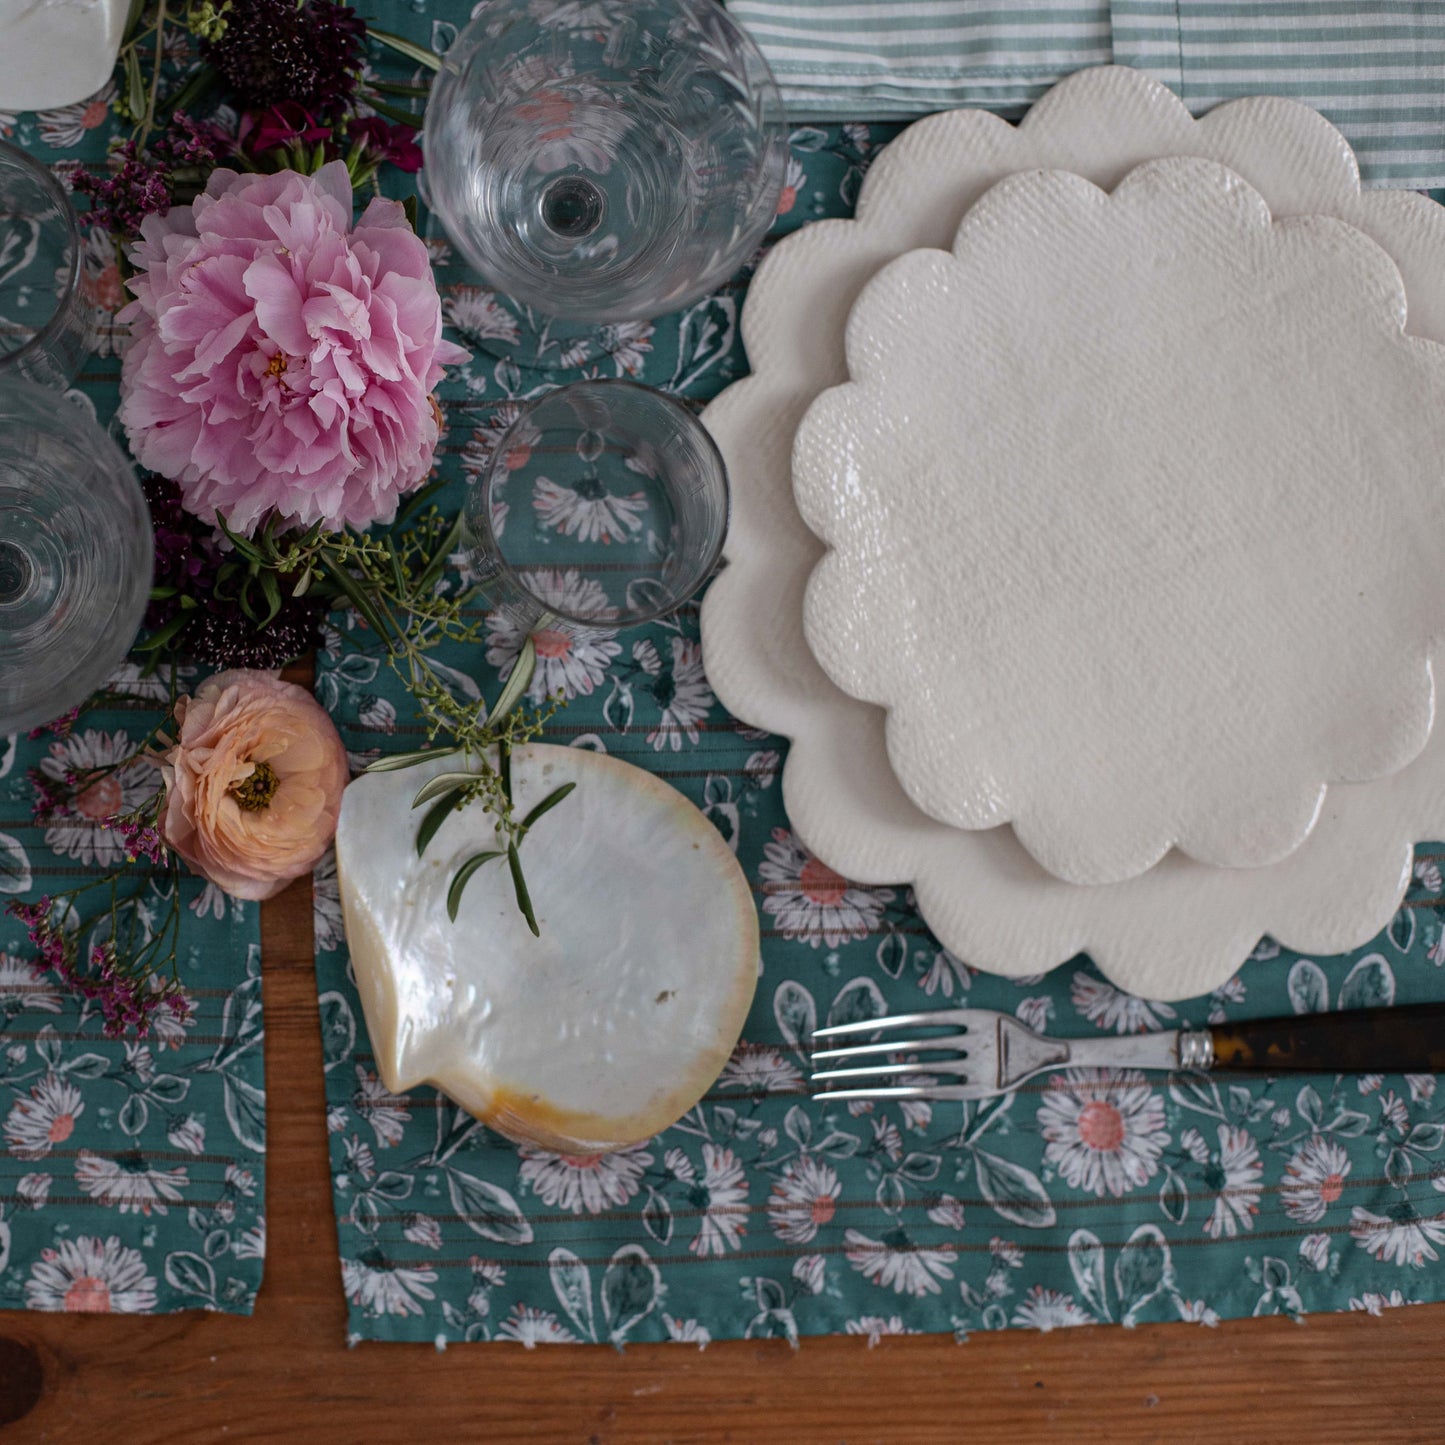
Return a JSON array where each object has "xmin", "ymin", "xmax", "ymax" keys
[{"xmin": 699, "ymin": 65, "xmax": 1445, "ymax": 1001}]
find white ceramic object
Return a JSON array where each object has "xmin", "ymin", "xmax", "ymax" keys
[
  {"xmin": 794, "ymin": 154, "xmax": 1445, "ymax": 885},
  {"xmin": 699, "ymin": 64, "xmax": 1445, "ymax": 999},
  {"xmin": 336, "ymin": 746, "xmax": 760, "ymax": 1153},
  {"xmin": 0, "ymin": 0, "xmax": 128, "ymax": 112}
]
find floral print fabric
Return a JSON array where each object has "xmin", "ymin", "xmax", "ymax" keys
[
  {"xmin": 0, "ymin": 71, "xmax": 266, "ymax": 1317},
  {"xmin": 0, "ymin": 704, "xmax": 267, "ymax": 1316},
  {"xmin": 313, "ymin": 60, "xmax": 1445, "ymax": 1342}
]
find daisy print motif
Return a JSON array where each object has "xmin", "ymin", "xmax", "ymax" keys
[
  {"xmin": 1036, "ymin": 1069, "xmax": 1169, "ymax": 1198},
  {"xmin": 74, "ymin": 224, "xmax": 128, "ymax": 358},
  {"xmin": 767, "ymin": 1156, "xmax": 840, "ymax": 1244},
  {"xmin": 443, "ymin": 287, "xmax": 521, "ymax": 347},
  {"xmin": 532, "ymin": 474, "xmax": 647, "ymax": 545},
  {"xmin": 1200, "ymin": 1125, "xmax": 1262, "ymax": 1239},
  {"xmin": 690, "ymin": 1143, "xmax": 748, "ymax": 1258},
  {"xmin": 843, "ymin": 1227, "xmax": 955, "ymax": 1297},
  {"xmin": 461, "ymin": 402, "xmax": 541, "ymax": 484},
  {"xmin": 484, "ymin": 568, "xmax": 621, "ymax": 703},
  {"xmin": 37, "ymin": 729, "xmax": 159, "ymax": 867},
  {"xmin": 1011, "ymin": 1286, "xmax": 1095, "ymax": 1332},
  {"xmin": 758, "ymin": 827, "xmax": 895, "ymax": 947},
  {"xmin": 1350, "ymin": 1205, "xmax": 1445, "ymax": 1268},
  {"xmin": 1070, "ymin": 973, "xmax": 1177, "ymax": 1034},
  {"xmin": 36, "ymin": 81, "xmax": 113, "ymax": 147},
  {"xmin": 0, "ymin": 952, "xmax": 63, "ymax": 1019},
  {"xmin": 1281, "ymin": 1135, "xmax": 1352, "ymax": 1224},
  {"xmin": 25, "ymin": 1234, "xmax": 156, "ymax": 1313},
  {"xmin": 517, "ymin": 1140, "xmax": 652, "ymax": 1214},
  {"xmin": 73, "ymin": 1150, "xmax": 188, "ymax": 1215},
  {"xmin": 642, "ymin": 637, "xmax": 714, "ymax": 752},
  {"xmin": 343, "ymin": 1248, "xmax": 438, "ymax": 1317},
  {"xmin": 4, "ymin": 1073, "xmax": 82, "ymax": 1160}
]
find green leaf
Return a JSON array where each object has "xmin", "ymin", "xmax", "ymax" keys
[
  {"xmin": 164, "ymin": 1251, "xmax": 217, "ymax": 1302},
  {"xmin": 489, "ymin": 638, "xmax": 536, "ymax": 730},
  {"xmin": 973, "ymin": 1147, "xmax": 1056, "ymax": 1229},
  {"xmin": 508, "ymin": 842, "xmax": 539, "ymax": 936},
  {"xmin": 1067, "ymin": 1229, "xmax": 1110, "ymax": 1322},
  {"xmin": 147, "ymin": 1074, "xmax": 189, "ymax": 1105},
  {"xmin": 165, "ymin": 61, "xmax": 218, "ymax": 117},
  {"xmin": 1114, "ymin": 1224, "xmax": 1174, "ymax": 1325},
  {"xmin": 772, "ymin": 980, "xmax": 816, "ymax": 1065},
  {"xmin": 1286, "ymin": 959, "xmax": 1329, "ymax": 1017},
  {"xmin": 363, "ymin": 746, "xmax": 461, "ymax": 774},
  {"xmin": 601, "ymin": 1245, "xmax": 661, "ymax": 1344},
  {"xmin": 223, "ymin": 1072, "xmax": 267, "ymax": 1154},
  {"xmin": 317, "ymin": 991, "xmax": 356, "ymax": 1073},
  {"xmin": 0, "ymin": 832, "xmax": 31, "ymax": 896},
  {"xmin": 118, "ymin": 1094, "xmax": 148, "ymax": 1136},
  {"xmin": 1339, "ymin": 954, "xmax": 1395, "ymax": 1012},
  {"xmin": 445, "ymin": 1167, "xmax": 533, "ymax": 1244},
  {"xmin": 369, "ymin": 26, "xmax": 442, "ymax": 69},
  {"xmin": 412, "ymin": 770, "xmax": 482, "ymax": 809},
  {"xmin": 365, "ymin": 95, "xmax": 424, "ymax": 127},
  {"xmin": 124, "ymin": 45, "xmax": 146, "ymax": 124},
  {"xmin": 368, "ymin": 79, "xmax": 434, "ymax": 98},
  {"xmin": 447, "ymin": 851, "xmax": 503, "ymax": 922},
  {"xmin": 318, "ymin": 552, "xmax": 390, "ymax": 641},
  {"xmin": 393, "ymin": 476, "xmax": 448, "ymax": 531},
  {"xmin": 132, "ymin": 610, "xmax": 194, "ymax": 654},
  {"xmin": 216, "ymin": 517, "xmax": 266, "ymax": 563},
  {"xmin": 416, "ymin": 788, "xmax": 464, "ymax": 857},
  {"xmin": 547, "ymin": 1247, "xmax": 596, "ymax": 1342},
  {"xmin": 518, "ymin": 782, "xmax": 576, "ymax": 835},
  {"xmin": 826, "ymin": 976, "xmax": 887, "ymax": 1031},
  {"xmin": 257, "ymin": 568, "xmax": 283, "ymax": 630},
  {"xmin": 403, "ymin": 193, "xmax": 419, "ymax": 233}
]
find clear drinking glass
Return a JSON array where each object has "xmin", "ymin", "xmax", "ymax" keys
[
  {"xmin": 0, "ymin": 140, "xmax": 88, "ymax": 389},
  {"xmin": 461, "ymin": 380, "xmax": 729, "ymax": 643},
  {"xmin": 423, "ymin": 0, "xmax": 786, "ymax": 342},
  {"xmin": 0, "ymin": 377, "xmax": 152, "ymax": 734}
]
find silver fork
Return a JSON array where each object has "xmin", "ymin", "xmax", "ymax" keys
[{"xmin": 811, "ymin": 1008, "xmax": 1215, "ymax": 1103}]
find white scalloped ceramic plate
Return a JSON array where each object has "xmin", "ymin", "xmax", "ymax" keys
[
  {"xmin": 699, "ymin": 65, "xmax": 1445, "ymax": 999},
  {"xmin": 793, "ymin": 154, "xmax": 1445, "ymax": 885}
]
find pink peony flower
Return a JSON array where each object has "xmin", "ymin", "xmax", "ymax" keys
[
  {"xmin": 118, "ymin": 162, "xmax": 469, "ymax": 533},
  {"xmin": 159, "ymin": 669, "xmax": 350, "ymax": 901}
]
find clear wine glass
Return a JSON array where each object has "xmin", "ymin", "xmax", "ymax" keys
[
  {"xmin": 0, "ymin": 378, "xmax": 153, "ymax": 734},
  {"xmin": 460, "ymin": 379, "xmax": 729, "ymax": 646},
  {"xmin": 0, "ymin": 140, "xmax": 89, "ymax": 390},
  {"xmin": 423, "ymin": 0, "xmax": 786, "ymax": 370}
]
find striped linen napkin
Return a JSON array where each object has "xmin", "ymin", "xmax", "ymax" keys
[{"xmin": 730, "ymin": 0, "xmax": 1445, "ymax": 187}]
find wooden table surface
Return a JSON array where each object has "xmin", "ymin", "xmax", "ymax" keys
[{"xmin": 2, "ymin": 879, "xmax": 1445, "ymax": 1440}]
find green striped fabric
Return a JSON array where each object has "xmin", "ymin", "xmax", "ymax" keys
[
  {"xmin": 729, "ymin": 0, "xmax": 1112, "ymax": 117},
  {"xmin": 1112, "ymin": 2, "xmax": 1445, "ymax": 187},
  {"xmin": 730, "ymin": 0, "xmax": 1445, "ymax": 187}
]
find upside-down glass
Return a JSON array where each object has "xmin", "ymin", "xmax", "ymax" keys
[
  {"xmin": 0, "ymin": 140, "xmax": 88, "ymax": 389},
  {"xmin": 423, "ymin": 0, "xmax": 786, "ymax": 329},
  {"xmin": 460, "ymin": 380, "xmax": 729, "ymax": 645},
  {"xmin": 0, "ymin": 377, "xmax": 152, "ymax": 734}
]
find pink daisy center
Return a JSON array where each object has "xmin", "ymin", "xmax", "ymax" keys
[
  {"xmin": 1320, "ymin": 1173, "xmax": 1344, "ymax": 1205},
  {"xmin": 64, "ymin": 1276, "xmax": 111, "ymax": 1312},
  {"xmin": 799, "ymin": 856, "xmax": 848, "ymax": 907},
  {"xmin": 1077, "ymin": 1100, "xmax": 1125, "ymax": 1152},
  {"xmin": 533, "ymin": 629, "xmax": 573, "ymax": 661},
  {"xmin": 559, "ymin": 1154, "xmax": 602, "ymax": 1170},
  {"xmin": 809, "ymin": 1195, "xmax": 836, "ymax": 1226},
  {"xmin": 47, "ymin": 1113, "xmax": 75, "ymax": 1144},
  {"xmin": 75, "ymin": 775, "xmax": 123, "ymax": 820}
]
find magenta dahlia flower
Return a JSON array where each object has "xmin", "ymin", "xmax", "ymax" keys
[{"xmin": 117, "ymin": 163, "xmax": 469, "ymax": 534}]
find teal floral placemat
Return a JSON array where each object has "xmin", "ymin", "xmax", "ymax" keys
[
  {"xmin": 0, "ymin": 699, "xmax": 267, "ymax": 1316},
  {"xmin": 0, "ymin": 81, "xmax": 266, "ymax": 1318},
  {"xmin": 314, "ymin": 105, "xmax": 1445, "ymax": 1345}
]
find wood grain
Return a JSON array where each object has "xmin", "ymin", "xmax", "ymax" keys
[{"xmin": 3, "ymin": 860, "xmax": 1445, "ymax": 1440}]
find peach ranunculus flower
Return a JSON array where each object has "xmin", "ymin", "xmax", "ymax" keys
[{"xmin": 160, "ymin": 670, "xmax": 348, "ymax": 901}]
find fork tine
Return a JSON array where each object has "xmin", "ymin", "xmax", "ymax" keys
[
  {"xmin": 811, "ymin": 1084, "xmax": 937, "ymax": 1101},
  {"xmin": 812, "ymin": 1008, "xmax": 973, "ymax": 1040},
  {"xmin": 811, "ymin": 1059, "xmax": 970, "ymax": 1083},
  {"xmin": 810, "ymin": 1031, "xmax": 969, "ymax": 1063}
]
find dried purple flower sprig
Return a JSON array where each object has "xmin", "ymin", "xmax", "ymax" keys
[{"xmin": 7, "ymin": 899, "xmax": 188, "ymax": 1039}]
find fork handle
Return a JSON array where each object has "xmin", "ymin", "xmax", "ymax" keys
[{"xmin": 1208, "ymin": 1003, "xmax": 1445, "ymax": 1073}]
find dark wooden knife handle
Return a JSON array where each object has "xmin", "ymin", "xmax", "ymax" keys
[{"xmin": 1210, "ymin": 1003, "xmax": 1445, "ymax": 1073}]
